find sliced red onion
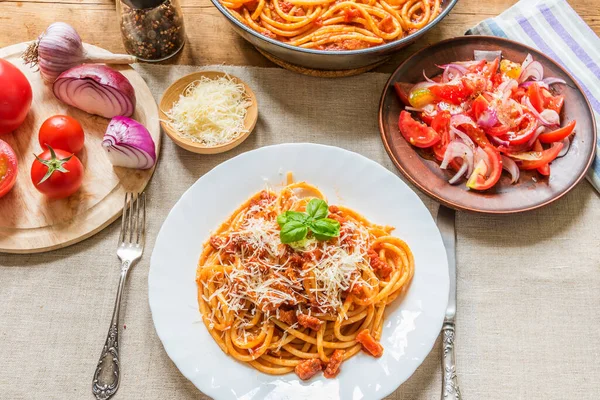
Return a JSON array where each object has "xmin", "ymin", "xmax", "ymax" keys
[
  {"xmin": 422, "ymin": 70, "xmax": 436, "ymax": 83},
  {"xmin": 527, "ymin": 126, "xmax": 546, "ymax": 147},
  {"xmin": 440, "ymin": 141, "xmax": 474, "ymax": 183},
  {"xmin": 521, "ymin": 53, "xmax": 533, "ymax": 70},
  {"xmin": 519, "ymin": 81, "xmax": 549, "ymax": 89},
  {"xmin": 507, "ymin": 151, "xmax": 543, "ymax": 161},
  {"xmin": 501, "ymin": 155, "xmax": 520, "ymax": 183},
  {"xmin": 449, "ymin": 162, "xmax": 469, "ymax": 185},
  {"xmin": 518, "ymin": 60, "xmax": 544, "ymax": 83},
  {"xmin": 53, "ymin": 64, "xmax": 135, "ymax": 118},
  {"xmin": 450, "ymin": 126, "xmax": 475, "ymax": 148},
  {"xmin": 523, "ymin": 96, "xmax": 560, "ymax": 126},
  {"xmin": 442, "ymin": 65, "xmax": 466, "ymax": 83},
  {"xmin": 558, "ymin": 137, "xmax": 571, "ymax": 157},
  {"xmin": 102, "ymin": 116, "xmax": 156, "ymax": 169},
  {"xmin": 498, "ymin": 79, "xmax": 518, "ymax": 104},
  {"xmin": 489, "ymin": 135, "xmax": 510, "ymax": 147},
  {"xmin": 542, "ymin": 77, "xmax": 566, "ymax": 86},
  {"xmin": 477, "ymin": 108, "xmax": 498, "ymax": 128},
  {"xmin": 474, "ymin": 50, "xmax": 502, "ymax": 62}
]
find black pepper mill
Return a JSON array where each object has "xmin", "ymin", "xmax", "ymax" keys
[{"xmin": 117, "ymin": 0, "xmax": 185, "ymax": 62}]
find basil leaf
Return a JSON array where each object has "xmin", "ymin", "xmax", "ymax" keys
[
  {"xmin": 280, "ymin": 220, "xmax": 309, "ymax": 244},
  {"xmin": 277, "ymin": 211, "xmax": 307, "ymax": 227},
  {"xmin": 306, "ymin": 198, "xmax": 329, "ymax": 220},
  {"xmin": 309, "ymin": 218, "xmax": 340, "ymax": 240}
]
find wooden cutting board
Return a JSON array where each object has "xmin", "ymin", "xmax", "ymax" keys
[{"xmin": 0, "ymin": 42, "xmax": 161, "ymax": 254}]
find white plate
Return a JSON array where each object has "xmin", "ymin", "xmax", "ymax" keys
[{"xmin": 149, "ymin": 143, "xmax": 449, "ymax": 400}]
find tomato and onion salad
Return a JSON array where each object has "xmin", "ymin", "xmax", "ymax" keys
[{"xmin": 394, "ymin": 52, "xmax": 575, "ymax": 191}]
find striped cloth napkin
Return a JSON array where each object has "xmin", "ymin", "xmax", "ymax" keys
[{"xmin": 467, "ymin": 0, "xmax": 600, "ymax": 192}]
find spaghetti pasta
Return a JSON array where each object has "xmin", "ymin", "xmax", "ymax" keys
[
  {"xmin": 220, "ymin": 0, "xmax": 442, "ymax": 50},
  {"xmin": 196, "ymin": 179, "xmax": 414, "ymax": 379}
]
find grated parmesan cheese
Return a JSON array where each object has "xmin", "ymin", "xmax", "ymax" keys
[{"xmin": 163, "ymin": 75, "xmax": 252, "ymax": 147}]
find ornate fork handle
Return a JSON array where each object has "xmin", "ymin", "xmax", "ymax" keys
[
  {"xmin": 441, "ymin": 322, "xmax": 462, "ymax": 400},
  {"xmin": 92, "ymin": 261, "xmax": 130, "ymax": 400}
]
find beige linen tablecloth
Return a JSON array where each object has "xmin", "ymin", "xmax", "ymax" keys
[{"xmin": 1, "ymin": 65, "xmax": 599, "ymax": 400}]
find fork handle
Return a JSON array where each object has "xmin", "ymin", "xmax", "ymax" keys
[
  {"xmin": 441, "ymin": 322, "xmax": 462, "ymax": 400},
  {"xmin": 92, "ymin": 261, "xmax": 130, "ymax": 400}
]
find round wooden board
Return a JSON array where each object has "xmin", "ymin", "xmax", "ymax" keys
[{"xmin": 0, "ymin": 42, "xmax": 161, "ymax": 253}]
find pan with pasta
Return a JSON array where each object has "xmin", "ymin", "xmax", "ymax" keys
[{"xmin": 219, "ymin": 0, "xmax": 443, "ymax": 51}]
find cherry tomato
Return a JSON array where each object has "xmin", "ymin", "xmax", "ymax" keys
[
  {"xmin": 533, "ymin": 140, "xmax": 550, "ymax": 176},
  {"xmin": 429, "ymin": 81, "xmax": 471, "ymax": 105},
  {"xmin": 38, "ymin": 115, "xmax": 85, "ymax": 153},
  {"xmin": 0, "ymin": 139, "xmax": 18, "ymax": 198},
  {"xmin": 398, "ymin": 111, "xmax": 440, "ymax": 148},
  {"xmin": 0, "ymin": 59, "xmax": 33, "ymax": 135},
  {"xmin": 466, "ymin": 146, "xmax": 502, "ymax": 191},
  {"xmin": 517, "ymin": 142, "xmax": 564, "ymax": 170},
  {"xmin": 527, "ymin": 83, "xmax": 545, "ymax": 113},
  {"xmin": 538, "ymin": 120, "xmax": 576, "ymax": 143},
  {"xmin": 31, "ymin": 146, "xmax": 84, "ymax": 199}
]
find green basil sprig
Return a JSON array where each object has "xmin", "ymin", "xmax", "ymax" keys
[{"xmin": 277, "ymin": 199, "xmax": 340, "ymax": 244}]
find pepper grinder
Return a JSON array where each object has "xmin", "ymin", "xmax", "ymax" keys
[{"xmin": 117, "ymin": 0, "xmax": 186, "ymax": 62}]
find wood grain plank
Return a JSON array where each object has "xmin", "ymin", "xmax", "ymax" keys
[{"xmin": 0, "ymin": 0, "xmax": 598, "ymax": 73}]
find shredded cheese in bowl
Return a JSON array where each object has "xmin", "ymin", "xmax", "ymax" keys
[{"xmin": 163, "ymin": 75, "xmax": 252, "ymax": 147}]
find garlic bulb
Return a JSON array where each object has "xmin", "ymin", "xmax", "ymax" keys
[{"xmin": 23, "ymin": 22, "xmax": 136, "ymax": 83}]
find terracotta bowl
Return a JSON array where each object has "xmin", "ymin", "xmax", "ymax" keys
[
  {"xmin": 159, "ymin": 71, "xmax": 258, "ymax": 154},
  {"xmin": 379, "ymin": 36, "xmax": 597, "ymax": 214}
]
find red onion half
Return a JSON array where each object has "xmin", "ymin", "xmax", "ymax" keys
[
  {"xmin": 102, "ymin": 116, "xmax": 156, "ymax": 170},
  {"xmin": 53, "ymin": 64, "xmax": 136, "ymax": 118}
]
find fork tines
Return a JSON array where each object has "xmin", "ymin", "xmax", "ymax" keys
[{"xmin": 119, "ymin": 192, "xmax": 146, "ymax": 246}]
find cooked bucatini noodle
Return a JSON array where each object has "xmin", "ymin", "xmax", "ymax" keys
[{"xmin": 196, "ymin": 177, "xmax": 414, "ymax": 379}]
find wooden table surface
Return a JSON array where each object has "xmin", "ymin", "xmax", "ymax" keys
[{"xmin": 1, "ymin": 0, "xmax": 598, "ymax": 73}]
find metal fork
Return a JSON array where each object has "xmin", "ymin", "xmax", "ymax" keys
[{"xmin": 92, "ymin": 192, "xmax": 146, "ymax": 400}]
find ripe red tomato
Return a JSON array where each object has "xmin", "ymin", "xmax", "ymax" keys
[
  {"xmin": 0, "ymin": 59, "xmax": 33, "ymax": 135},
  {"xmin": 39, "ymin": 115, "xmax": 85, "ymax": 153},
  {"xmin": 0, "ymin": 139, "xmax": 18, "ymax": 198},
  {"xmin": 31, "ymin": 146, "xmax": 84, "ymax": 199},
  {"xmin": 398, "ymin": 111, "xmax": 440, "ymax": 148}
]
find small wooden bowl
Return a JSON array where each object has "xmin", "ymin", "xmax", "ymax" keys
[{"xmin": 159, "ymin": 71, "xmax": 258, "ymax": 154}]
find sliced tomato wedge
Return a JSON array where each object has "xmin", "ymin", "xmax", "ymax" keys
[
  {"xmin": 398, "ymin": 111, "xmax": 440, "ymax": 148},
  {"xmin": 393, "ymin": 82, "xmax": 413, "ymax": 106},
  {"xmin": 0, "ymin": 139, "xmax": 18, "ymax": 198},
  {"xmin": 538, "ymin": 120, "xmax": 576, "ymax": 143},
  {"xmin": 543, "ymin": 91, "xmax": 565, "ymax": 114},
  {"xmin": 517, "ymin": 142, "xmax": 564, "ymax": 170},
  {"xmin": 431, "ymin": 111, "xmax": 451, "ymax": 161},
  {"xmin": 464, "ymin": 125, "xmax": 492, "ymax": 148},
  {"xmin": 506, "ymin": 113, "xmax": 538, "ymax": 145},
  {"xmin": 470, "ymin": 95, "xmax": 490, "ymax": 121},
  {"xmin": 527, "ymin": 83, "xmax": 545, "ymax": 113},
  {"xmin": 482, "ymin": 57, "xmax": 500, "ymax": 79},
  {"xmin": 429, "ymin": 81, "xmax": 471, "ymax": 105},
  {"xmin": 465, "ymin": 59, "xmax": 486, "ymax": 73},
  {"xmin": 466, "ymin": 146, "xmax": 502, "ymax": 190},
  {"xmin": 533, "ymin": 140, "xmax": 550, "ymax": 176},
  {"xmin": 511, "ymin": 86, "xmax": 527, "ymax": 103}
]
